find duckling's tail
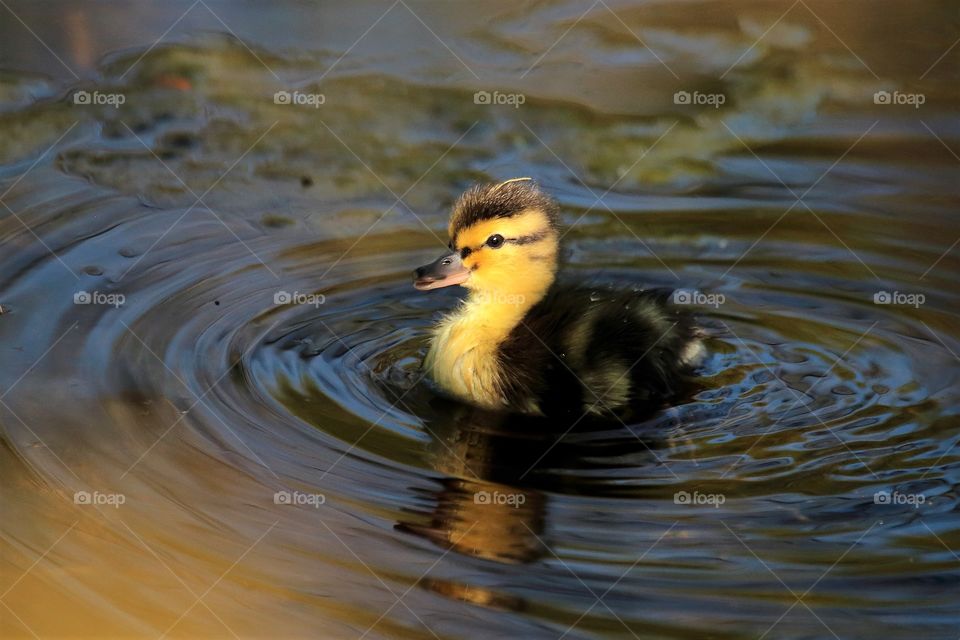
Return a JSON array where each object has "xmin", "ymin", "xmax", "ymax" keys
[{"xmin": 677, "ymin": 326, "xmax": 707, "ymax": 369}]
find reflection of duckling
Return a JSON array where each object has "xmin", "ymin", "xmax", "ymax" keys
[
  {"xmin": 398, "ymin": 477, "xmax": 546, "ymax": 565},
  {"xmin": 413, "ymin": 179, "xmax": 703, "ymax": 416},
  {"xmin": 395, "ymin": 399, "xmax": 659, "ymax": 573},
  {"xmin": 396, "ymin": 404, "xmax": 548, "ymax": 566}
]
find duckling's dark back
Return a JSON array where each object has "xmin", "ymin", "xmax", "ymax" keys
[{"xmin": 497, "ymin": 283, "xmax": 702, "ymax": 417}]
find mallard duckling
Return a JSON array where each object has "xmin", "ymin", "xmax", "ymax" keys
[{"xmin": 413, "ymin": 179, "xmax": 703, "ymax": 416}]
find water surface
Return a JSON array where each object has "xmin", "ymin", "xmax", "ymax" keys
[{"xmin": 1, "ymin": 1, "xmax": 959, "ymax": 638}]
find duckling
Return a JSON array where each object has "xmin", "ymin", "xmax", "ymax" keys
[{"xmin": 413, "ymin": 178, "xmax": 704, "ymax": 417}]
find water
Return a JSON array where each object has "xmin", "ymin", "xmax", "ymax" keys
[{"xmin": 1, "ymin": 1, "xmax": 958, "ymax": 638}]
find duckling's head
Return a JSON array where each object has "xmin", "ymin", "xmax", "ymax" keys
[{"xmin": 414, "ymin": 179, "xmax": 561, "ymax": 305}]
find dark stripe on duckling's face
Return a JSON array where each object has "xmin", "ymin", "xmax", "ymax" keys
[
  {"xmin": 506, "ymin": 230, "xmax": 548, "ymax": 246},
  {"xmin": 455, "ymin": 229, "xmax": 549, "ymax": 257}
]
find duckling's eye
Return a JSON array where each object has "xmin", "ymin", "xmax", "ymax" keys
[{"xmin": 486, "ymin": 234, "xmax": 504, "ymax": 249}]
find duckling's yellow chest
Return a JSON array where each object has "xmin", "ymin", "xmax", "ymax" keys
[{"xmin": 424, "ymin": 316, "xmax": 506, "ymax": 409}]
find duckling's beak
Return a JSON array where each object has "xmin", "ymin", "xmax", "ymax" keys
[{"xmin": 413, "ymin": 251, "xmax": 470, "ymax": 290}]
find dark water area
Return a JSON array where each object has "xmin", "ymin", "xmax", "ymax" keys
[{"xmin": 1, "ymin": 1, "xmax": 959, "ymax": 638}]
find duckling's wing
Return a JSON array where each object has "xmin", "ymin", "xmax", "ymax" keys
[{"xmin": 499, "ymin": 284, "xmax": 701, "ymax": 416}]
